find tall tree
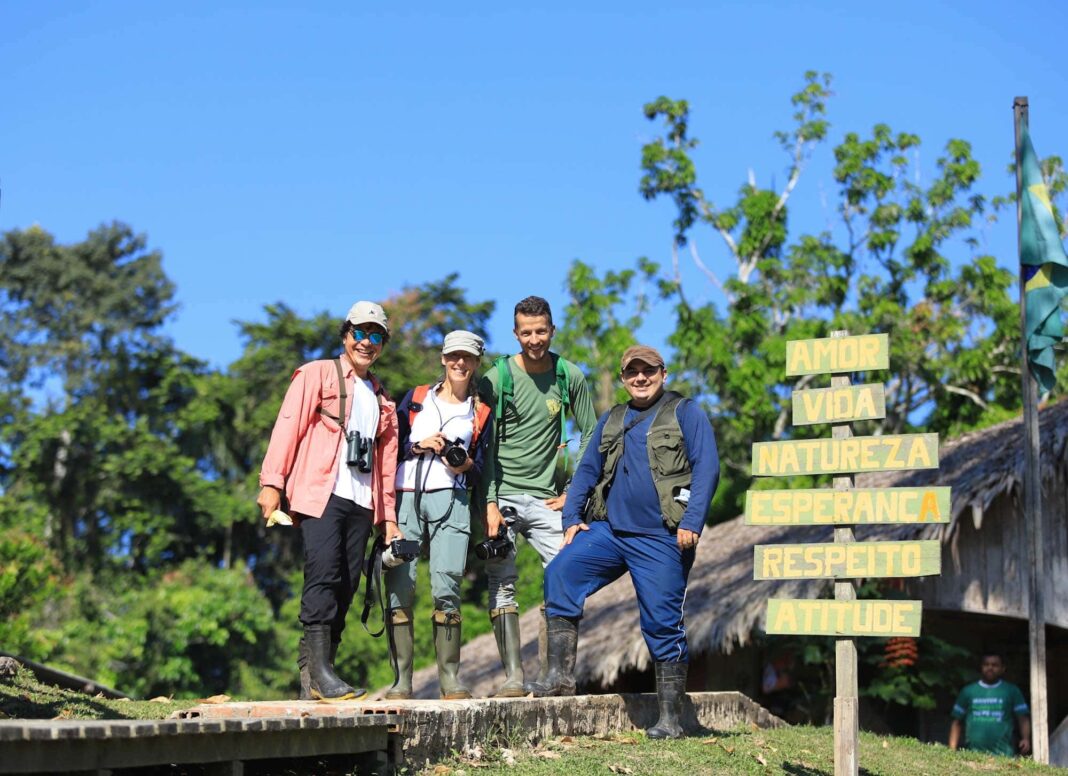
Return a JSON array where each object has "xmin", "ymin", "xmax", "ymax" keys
[{"xmin": 637, "ymin": 72, "xmax": 1044, "ymax": 519}]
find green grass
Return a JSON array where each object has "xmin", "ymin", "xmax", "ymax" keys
[
  {"xmin": 0, "ymin": 664, "xmax": 197, "ymax": 721},
  {"xmin": 417, "ymin": 726, "xmax": 1062, "ymax": 776}
]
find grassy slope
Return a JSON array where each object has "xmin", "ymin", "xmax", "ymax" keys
[
  {"xmin": 0, "ymin": 665, "xmax": 197, "ymax": 721},
  {"xmin": 419, "ymin": 727, "xmax": 1063, "ymax": 776}
]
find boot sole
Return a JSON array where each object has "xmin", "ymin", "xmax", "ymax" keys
[
  {"xmin": 311, "ymin": 689, "xmax": 367, "ymax": 703},
  {"xmin": 384, "ymin": 691, "xmax": 413, "ymax": 700},
  {"xmin": 493, "ymin": 687, "xmax": 527, "ymax": 698},
  {"xmin": 441, "ymin": 691, "xmax": 473, "ymax": 700}
]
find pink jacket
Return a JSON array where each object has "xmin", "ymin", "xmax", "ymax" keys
[{"xmin": 259, "ymin": 357, "xmax": 398, "ymax": 525}]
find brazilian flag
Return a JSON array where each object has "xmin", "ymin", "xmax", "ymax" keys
[{"xmin": 1020, "ymin": 124, "xmax": 1068, "ymax": 393}]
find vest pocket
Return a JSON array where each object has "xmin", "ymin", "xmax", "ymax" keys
[{"xmin": 648, "ymin": 432, "xmax": 688, "ymax": 476}]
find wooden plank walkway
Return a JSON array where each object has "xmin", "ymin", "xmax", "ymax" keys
[{"xmin": 0, "ymin": 713, "xmax": 399, "ymax": 775}]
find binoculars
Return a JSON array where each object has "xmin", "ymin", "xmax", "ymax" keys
[{"xmin": 345, "ymin": 430, "xmax": 373, "ymax": 473}]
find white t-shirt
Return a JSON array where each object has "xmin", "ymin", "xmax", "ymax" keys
[
  {"xmin": 332, "ymin": 376, "xmax": 379, "ymax": 509},
  {"xmin": 397, "ymin": 387, "xmax": 475, "ymax": 492}
]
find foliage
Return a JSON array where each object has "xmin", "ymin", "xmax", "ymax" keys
[{"xmin": 634, "ymin": 71, "xmax": 1056, "ymax": 520}]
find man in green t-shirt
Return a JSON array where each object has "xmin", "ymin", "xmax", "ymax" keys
[
  {"xmin": 949, "ymin": 653, "xmax": 1031, "ymax": 757},
  {"xmin": 479, "ymin": 296, "xmax": 598, "ymax": 697}
]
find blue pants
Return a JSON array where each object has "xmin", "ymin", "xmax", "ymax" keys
[{"xmin": 544, "ymin": 520, "xmax": 695, "ymax": 663}]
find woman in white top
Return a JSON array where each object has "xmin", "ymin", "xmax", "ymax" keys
[{"xmin": 384, "ymin": 330, "xmax": 494, "ymax": 700}]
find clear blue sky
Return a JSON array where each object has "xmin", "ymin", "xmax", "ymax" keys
[{"xmin": 3, "ymin": 1, "xmax": 1066, "ymax": 368}]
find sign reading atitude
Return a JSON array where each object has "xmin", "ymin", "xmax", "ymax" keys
[
  {"xmin": 792, "ymin": 383, "xmax": 886, "ymax": 425},
  {"xmin": 785, "ymin": 333, "xmax": 889, "ymax": 376},
  {"xmin": 765, "ymin": 599, "xmax": 922, "ymax": 637},
  {"xmin": 752, "ymin": 433, "xmax": 939, "ymax": 476},
  {"xmin": 754, "ymin": 540, "xmax": 940, "ymax": 580},
  {"xmin": 744, "ymin": 486, "xmax": 951, "ymax": 525}
]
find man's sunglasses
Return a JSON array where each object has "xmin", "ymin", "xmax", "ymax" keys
[{"xmin": 352, "ymin": 329, "xmax": 385, "ymax": 346}]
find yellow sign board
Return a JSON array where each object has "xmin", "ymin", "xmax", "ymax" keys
[
  {"xmin": 792, "ymin": 383, "xmax": 886, "ymax": 425},
  {"xmin": 765, "ymin": 599, "xmax": 922, "ymax": 637},
  {"xmin": 752, "ymin": 433, "xmax": 938, "ymax": 476},
  {"xmin": 785, "ymin": 333, "xmax": 889, "ymax": 376},
  {"xmin": 754, "ymin": 540, "xmax": 940, "ymax": 580},
  {"xmin": 744, "ymin": 486, "xmax": 951, "ymax": 525}
]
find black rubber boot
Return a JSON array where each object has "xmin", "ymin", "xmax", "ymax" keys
[
  {"xmin": 491, "ymin": 607, "xmax": 526, "ymax": 697},
  {"xmin": 646, "ymin": 661, "xmax": 687, "ymax": 739},
  {"xmin": 432, "ymin": 610, "xmax": 472, "ymax": 700},
  {"xmin": 384, "ymin": 608, "xmax": 414, "ymax": 700},
  {"xmin": 305, "ymin": 625, "xmax": 364, "ymax": 702},
  {"xmin": 529, "ymin": 616, "xmax": 578, "ymax": 697},
  {"xmin": 521, "ymin": 605, "xmax": 548, "ymax": 695},
  {"xmin": 297, "ymin": 637, "xmax": 312, "ymax": 700}
]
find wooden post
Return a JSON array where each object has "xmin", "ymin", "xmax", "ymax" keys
[
  {"xmin": 830, "ymin": 330, "xmax": 858, "ymax": 776},
  {"xmin": 1014, "ymin": 95, "xmax": 1049, "ymax": 764}
]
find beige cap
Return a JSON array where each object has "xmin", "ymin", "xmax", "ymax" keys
[
  {"xmin": 620, "ymin": 344, "xmax": 665, "ymax": 372},
  {"xmin": 442, "ymin": 330, "xmax": 485, "ymax": 356},
  {"xmin": 346, "ymin": 301, "xmax": 389, "ymax": 333}
]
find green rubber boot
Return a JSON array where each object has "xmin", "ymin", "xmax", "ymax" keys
[
  {"xmin": 491, "ymin": 607, "xmax": 526, "ymax": 697},
  {"xmin": 432, "ymin": 610, "xmax": 472, "ymax": 700},
  {"xmin": 384, "ymin": 608, "xmax": 415, "ymax": 700}
]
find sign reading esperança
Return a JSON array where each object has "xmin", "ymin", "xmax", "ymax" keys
[
  {"xmin": 754, "ymin": 540, "xmax": 940, "ymax": 580},
  {"xmin": 785, "ymin": 333, "xmax": 889, "ymax": 376},
  {"xmin": 752, "ymin": 433, "xmax": 938, "ymax": 476},
  {"xmin": 744, "ymin": 486, "xmax": 951, "ymax": 525},
  {"xmin": 765, "ymin": 599, "xmax": 922, "ymax": 637}
]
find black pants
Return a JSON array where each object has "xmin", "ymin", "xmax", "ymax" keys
[{"xmin": 299, "ymin": 494, "xmax": 373, "ymax": 638}]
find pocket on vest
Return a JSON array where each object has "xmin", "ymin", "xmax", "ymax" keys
[{"xmin": 648, "ymin": 432, "xmax": 688, "ymax": 476}]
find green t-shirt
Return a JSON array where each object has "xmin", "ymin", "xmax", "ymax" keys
[
  {"xmin": 951, "ymin": 680, "xmax": 1029, "ymax": 756},
  {"xmin": 479, "ymin": 355, "xmax": 597, "ymax": 501}
]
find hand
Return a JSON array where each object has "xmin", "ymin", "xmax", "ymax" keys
[
  {"xmin": 256, "ymin": 486, "xmax": 281, "ymax": 520},
  {"xmin": 677, "ymin": 528, "xmax": 700, "ymax": 551},
  {"xmin": 485, "ymin": 502, "xmax": 504, "ymax": 539},
  {"xmin": 562, "ymin": 523, "xmax": 589, "ymax": 546},
  {"xmin": 382, "ymin": 521, "xmax": 403, "ymax": 543},
  {"xmin": 416, "ymin": 433, "xmax": 446, "ymax": 455},
  {"xmin": 544, "ymin": 493, "xmax": 567, "ymax": 511},
  {"xmin": 1019, "ymin": 738, "xmax": 1032, "ymax": 756}
]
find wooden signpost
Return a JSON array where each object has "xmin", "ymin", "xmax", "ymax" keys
[{"xmin": 747, "ymin": 331, "xmax": 946, "ymax": 776}]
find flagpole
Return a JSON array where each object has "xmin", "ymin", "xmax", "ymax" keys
[{"xmin": 1014, "ymin": 95, "xmax": 1049, "ymax": 765}]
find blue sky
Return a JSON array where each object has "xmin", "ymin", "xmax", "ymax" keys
[{"xmin": 3, "ymin": 1, "xmax": 1066, "ymax": 368}]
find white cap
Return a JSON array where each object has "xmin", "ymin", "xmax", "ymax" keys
[
  {"xmin": 346, "ymin": 301, "xmax": 389, "ymax": 334},
  {"xmin": 442, "ymin": 330, "xmax": 485, "ymax": 356}
]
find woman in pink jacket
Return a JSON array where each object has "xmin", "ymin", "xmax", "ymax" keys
[{"xmin": 256, "ymin": 301, "xmax": 401, "ymax": 702}]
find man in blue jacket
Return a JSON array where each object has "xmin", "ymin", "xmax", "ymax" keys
[{"xmin": 530, "ymin": 345, "xmax": 719, "ymax": 740}]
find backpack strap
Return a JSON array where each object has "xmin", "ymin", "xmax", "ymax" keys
[
  {"xmin": 317, "ymin": 358, "xmax": 348, "ymax": 427},
  {"xmin": 471, "ymin": 401, "xmax": 492, "ymax": 449},
  {"xmin": 408, "ymin": 384, "xmax": 431, "ymax": 428},
  {"xmin": 493, "ymin": 356, "xmax": 514, "ymax": 444}
]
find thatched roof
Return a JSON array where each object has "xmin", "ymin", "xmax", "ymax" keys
[{"xmin": 407, "ymin": 401, "xmax": 1068, "ymax": 699}]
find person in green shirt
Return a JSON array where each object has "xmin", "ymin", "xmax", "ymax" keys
[
  {"xmin": 479, "ymin": 296, "xmax": 598, "ymax": 697},
  {"xmin": 949, "ymin": 653, "xmax": 1032, "ymax": 757}
]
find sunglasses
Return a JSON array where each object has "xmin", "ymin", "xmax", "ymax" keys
[
  {"xmin": 351, "ymin": 328, "xmax": 385, "ymax": 346},
  {"xmin": 621, "ymin": 365, "xmax": 662, "ymax": 380}
]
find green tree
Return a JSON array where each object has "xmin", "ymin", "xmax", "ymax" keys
[{"xmin": 637, "ymin": 72, "xmax": 1040, "ymax": 519}]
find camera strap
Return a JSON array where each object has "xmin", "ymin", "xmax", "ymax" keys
[
  {"xmin": 360, "ymin": 537, "xmax": 387, "ymax": 638},
  {"xmin": 413, "ymin": 454, "xmax": 457, "ymax": 532}
]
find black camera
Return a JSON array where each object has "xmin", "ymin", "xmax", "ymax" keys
[
  {"xmin": 381, "ymin": 538, "xmax": 420, "ymax": 569},
  {"xmin": 441, "ymin": 437, "xmax": 468, "ymax": 468},
  {"xmin": 345, "ymin": 430, "xmax": 373, "ymax": 473},
  {"xmin": 474, "ymin": 505, "xmax": 517, "ymax": 560}
]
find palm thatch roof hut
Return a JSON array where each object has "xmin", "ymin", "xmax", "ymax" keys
[{"xmin": 411, "ymin": 400, "xmax": 1068, "ymax": 723}]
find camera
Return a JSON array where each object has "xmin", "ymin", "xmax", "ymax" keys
[
  {"xmin": 474, "ymin": 505, "xmax": 517, "ymax": 560},
  {"xmin": 381, "ymin": 538, "xmax": 420, "ymax": 569},
  {"xmin": 345, "ymin": 430, "xmax": 373, "ymax": 473},
  {"xmin": 441, "ymin": 437, "xmax": 468, "ymax": 468}
]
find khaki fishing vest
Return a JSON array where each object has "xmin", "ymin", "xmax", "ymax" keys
[{"xmin": 584, "ymin": 392, "xmax": 692, "ymax": 529}]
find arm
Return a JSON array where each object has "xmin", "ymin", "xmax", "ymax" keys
[
  {"xmin": 376, "ymin": 395, "xmax": 399, "ymax": 529},
  {"xmin": 561, "ymin": 412, "xmax": 609, "ymax": 531},
  {"xmin": 257, "ymin": 365, "xmax": 323, "ymax": 517},
  {"xmin": 948, "ymin": 719, "xmax": 962, "ymax": 750},
  {"xmin": 1018, "ymin": 715, "xmax": 1032, "ymax": 755},
  {"xmin": 677, "ymin": 400, "xmax": 720, "ymax": 535},
  {"xmin": 568, "ymin": 365, "xmax": 599, "ymax": 464}
]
